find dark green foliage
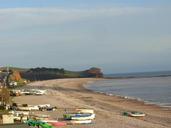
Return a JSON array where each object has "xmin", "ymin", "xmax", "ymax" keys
[{"xmin": 1, "ymin": 67, "xmax": 103, "ymax": 81}]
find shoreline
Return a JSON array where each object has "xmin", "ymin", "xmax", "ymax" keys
[
  {"xmin": 13, "ymin": 78, "xmax": 171, "ymax": 128},
  {"xmin": 83, "ymin": 80, "xmax": 171, "ymax": 110},
  {"xmin": 84, "ymin": 86, "xmax": 171, "ymax": 109},
  {"xmin": 104, "ymin": 75, "xmax": 171, "ymax": 79},
  {"xmin": 84, "ymin": 78, "xmax": 171, "ymax": 109}
]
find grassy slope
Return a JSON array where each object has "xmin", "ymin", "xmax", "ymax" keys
[{"xmin": 0, "ymin": 67, "xmax": 28, "ymax": 72}]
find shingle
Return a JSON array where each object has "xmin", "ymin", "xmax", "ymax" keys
[{"xmin": 0, "ymin": 123, "xmax": 30, "ymax": 128}]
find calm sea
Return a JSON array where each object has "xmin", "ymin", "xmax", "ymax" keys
[{"xmin": 86, "ymin": 76, "xmax": 171, "ymax": 107}]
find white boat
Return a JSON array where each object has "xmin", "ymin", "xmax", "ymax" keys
[
  {"xmin": 20, "ymin": 89, "xmax": 31, "ymax": 95},
  {"xmin": 38, "ymin": 104, "xmax": 51, "ymax": 108},
  {"xmin": 71, "ymin": 113, "xmax": 95, "ymax": 120},
  {"xmin": 129, "ymin": 112, "xmax": 146, "ymax": 117},
  {"xmin": 17, "ymin": 107, "xmax": 30, "ymax": 111},
  {"xmin": 76, "ymin": 109, "xmax": 94, "ymax": 114},
  {"xmin": 123, "ymin": 111, "xmax": 146, "ymax": 117},
  {"xmin": 42, "ymin": 119, "xmax": 58, "ymax": 123},
  {"xmin": 31, "ymin": 89, "xmax": 46, "ymax": 95},
  {"xmin": 17, "ymin": 105, "xmax": 39, "ymax": 111},
  {"xmin": 69, "ymin": 120, "xmax": 92, "ymax": 124},
  {"xmin": 9, "ymin": 111, "xmax": 29, "ymax": 116}
]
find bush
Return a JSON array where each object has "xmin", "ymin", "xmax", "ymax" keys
[{"xmin": 0, "ymin": 105, "xmax": 5, "ymax": 110}]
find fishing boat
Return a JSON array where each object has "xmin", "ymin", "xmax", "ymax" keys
[
  {"xmin": 71, "ymin": 113, "xmax": 95, "ymax": 120},
  {"xmin": 69, "ymin": 120, "xmax": 92, "ymax": 124},
  {"xmin": 9, "ymin": 111, "xmax": 29, "ymax": 116},
  {"xmin": 64, "ymin": 113, "xmax": 95, "ymax": 120},
  {"xmin": 76, "ymin": 109, "xmax": 94, "ymax": 114},
  {"xmin": 26, "ymin": 120, "xmax": 53, "ymax": 128},
  {"xmin": 42, "ymin": 119, "xmax": 58, "ymax": 123},
  {"xmin": 39, "ymin": 123, "xmax": 53, "ymax": 128},
  {"xmin": 17, "ymin": 105, "xmax": 39, "ymax": 111},
  {"xmin": 123, "ymin": 111, "xmax": 146, "ymax": 117},
  {"xmin": 26, "ymin": 120, "xmax": 44, "ymax": 126}
]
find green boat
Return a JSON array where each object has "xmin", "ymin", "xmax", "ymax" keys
[
  {"xmin": 40, "ymin": 123, "xmax": 53, "ymax": 128},
  {"xmin": 123, "ymin": 111, "xmax": 145, "ymax": 117},
  {"xmin": 26, "ymin": 119, "xmax": 53, "ymax": 128},
  {"xmin": 63, "ymin": 114, "xmax": 72, "ymax": 120},
  {"xmin": 26, "ymin": 120, "xmax": 43, "ymax": 126}
]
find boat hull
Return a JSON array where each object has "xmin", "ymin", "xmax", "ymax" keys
[{"xmin": 69, "ymin": 120, "xmax": 92, "ymax": 124}]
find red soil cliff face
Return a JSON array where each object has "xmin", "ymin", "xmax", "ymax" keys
[
  {"xmin": 84, "ymin": 67, "xmax": 103, "ymax": 78},
  {"xmin": 10, "ymin": 71, "xmax": 22, "ymax": 81}
]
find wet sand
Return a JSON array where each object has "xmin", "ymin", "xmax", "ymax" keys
[{"xmin": 13, "ymin": 78, "xmax": 171, "ymax": 128}]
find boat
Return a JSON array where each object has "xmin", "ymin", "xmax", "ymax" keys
[
  {"xmin": 9, "ymin": 111, "xmax": 29, "ymax": 116},
  {"xmin": 39, "ymin": 123, "xmax": 53, "ymax": 128},
  {"xmin": 17, "ymin": 105, "xmax": 39, "ymax": 111},
  {"xmin": 69, "ymin": 120, "xmax": 92, "ymax": 124},
  {"xmin": 123, "ymin": 111, "xmax": 146, "ymax": 117},
  {"xmin": 26, "ymin": 120, "xmax": 44, "ymax": 126},
  {"xmin": 26, "ymin": 120, "xmax": 53, "ymax": 128},
  {"xmin": 76, "ymin": 109, "xmax": 94, "ymax": 114},
  {"xmin": 42, "ymin": 119, "xmax": 58, "ymax": 123},
  {"xmin": 17, "ymin": 107, "xmax": 31, "ymax": 111},
  {"xmin": 71, "ymin": 113, "xmax": 95, "ymax": 120},
  {"xmin": 64, "ymin": 113, "xmax": 95, "ymax": 120},
  {"xmin": 38, "ymin": 104, "xmax": 51, "ymax": 108}
]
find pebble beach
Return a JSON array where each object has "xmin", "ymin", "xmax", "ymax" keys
[{"xmin": 13, "ymin": 78, "xmax": 171, "ymax": 128}]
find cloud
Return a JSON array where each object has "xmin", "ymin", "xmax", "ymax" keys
[
  {"xmin": 0, "ymin": 6, "xmax": 152, "ymax": 14},
  {"xmin": 0, "ymin": 7, "xmax": 153, "ymax": 31},
  {"xmin": 0, "ymin": 6, "xmax": 170, "ymax": 72}
]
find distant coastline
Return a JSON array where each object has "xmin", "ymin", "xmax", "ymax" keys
[{"xmin": 104, "ymin": 71, "xmax": 171, "ymax": 79}]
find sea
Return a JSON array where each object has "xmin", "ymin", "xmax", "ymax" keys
[{"xmin": 85, "ymin": 71, "xmax": 171, "ymax": 107}]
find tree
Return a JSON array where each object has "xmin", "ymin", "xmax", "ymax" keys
[{"xmin": 0, "ymin": 87, "xmax": 10, "ymax": 106}]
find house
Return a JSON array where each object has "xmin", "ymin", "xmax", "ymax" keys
[{"xmin": 0, "ymin": 113, "xmax": 29, "ymax": 127}]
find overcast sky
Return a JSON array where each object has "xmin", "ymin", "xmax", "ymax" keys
[{"xmin": 0, "ymin": 0, "xmax": 171, "ymax": 74}]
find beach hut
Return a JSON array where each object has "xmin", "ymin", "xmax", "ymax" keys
[{"xmin": 1, "ymin": 114, "xmax": 14, "ymax": 124}]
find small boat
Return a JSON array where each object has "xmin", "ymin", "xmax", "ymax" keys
[
  {"xmin": 123, "ymin": 111, "xmax": 146, "ymax": 117},
  {"xmin": 9, "ymin": 111, "xmax": 29, "ymax": 116},
  {"xmin": 39, "ymin": 123, "xmax": 53, "ymax": 128},
  {"xmin": 64, "ymin": 113, "xmax": 95, "ymax": 120},
  {"xmin": 17, "ymin": 105, "xmax": 39, "ymax": 111},
  {"xmin": 42, "ymin": 119, "xmax": 58, "ymax": 123},
  {"xmin": 71, "ymin": 113, "xmax": 95, "ymax": 120},
  {"xmin": 76, "ymin": 109, "xmax": 94, "ymax": 114},
  {"xmin": 38, "ymin": 104, "xmax": 51, "ymax": 108},
  {"xmin": 26, "ymin": 120, "xmax": 53, "ymax": 128},
  {"xmin": 26, "ymin": 120, "xmax": 44, "ymax": 126},
  {"xmin": 69, "ymin": 120, "xmax": 92, "ymax": 124}
]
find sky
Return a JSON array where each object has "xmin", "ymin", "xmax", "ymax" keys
[{"xmin": 0, "ymin": 0, "xmax": 171, "ymax": 74}]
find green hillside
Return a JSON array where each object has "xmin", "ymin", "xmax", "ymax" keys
[{"xmin": 0, "ymin": 67, "xmax": 103, "ymax": 82}]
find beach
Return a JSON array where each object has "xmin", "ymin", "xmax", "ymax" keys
[{"xmin": 13, "ymin": 78, "xmax": 171, "ymax": 128}]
